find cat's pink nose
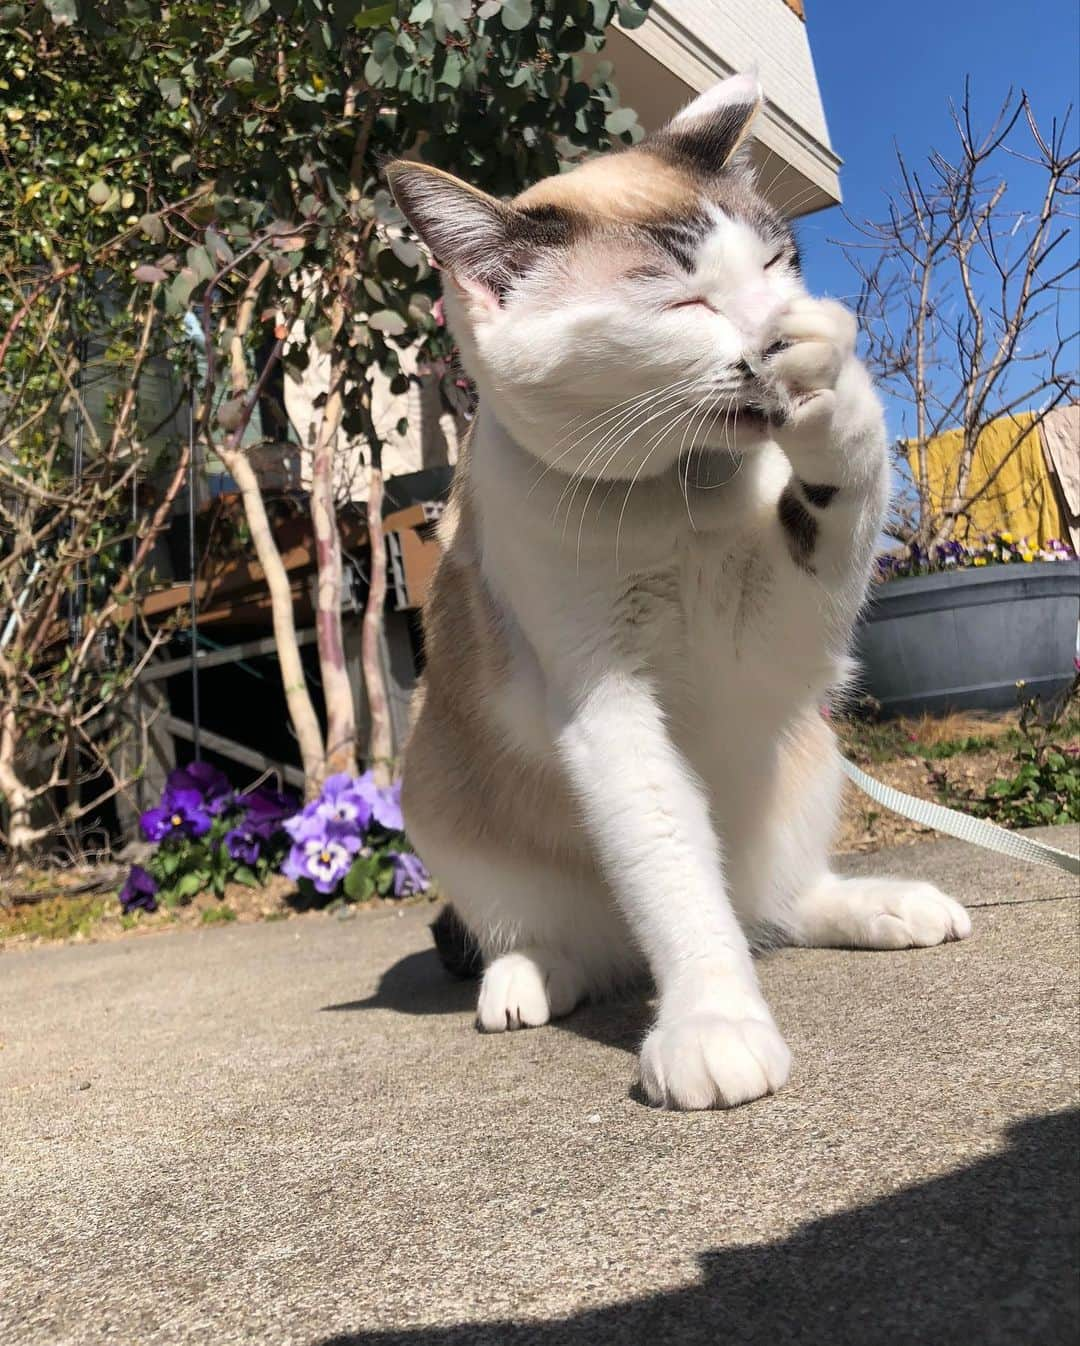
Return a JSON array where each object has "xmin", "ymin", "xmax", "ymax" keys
[{"xmin": 727, "ymin": 288, "xmax": 784, "ymax": 343}]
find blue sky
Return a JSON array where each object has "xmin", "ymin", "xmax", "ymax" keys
[
  {"xmin": 793, "ymin": 0, "xmax": 1079, "ymax": 446},
  {"xmin": 798, "ymin": 0, "xmax": 1080, "ymax": 301}
]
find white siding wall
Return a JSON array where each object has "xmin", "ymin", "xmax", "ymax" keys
[{"xmin": 615, "ymin": 0, "xmax": 841, "ymax": 210}]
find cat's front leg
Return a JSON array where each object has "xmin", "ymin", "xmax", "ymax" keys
[
  {"xmin": 763, "ymin": 298, "xmax": 890, "ymax": 599},
  {"xmin": 556, "ymin": 671, "xmax": 791, "ymax": 1109}
]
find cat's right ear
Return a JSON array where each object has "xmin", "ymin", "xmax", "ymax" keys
[{"xmin": 385, "ymin": 162, "xmax": 511, "ymax": 312}]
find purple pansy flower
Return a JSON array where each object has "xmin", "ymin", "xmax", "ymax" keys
[
  {"xmin": 140, "ymin": 786, "xmax": 212, "ymax": 842},
  {"xmin": 283, "ymin": 776, "xmax": 372, "ymax": 846},
  {"xmin": 166, "ymin": 761, "xmax": 234, "ymax": 815},
  {"xmin": 284, "ymin": 800, "xmax": 333, "ymax": 844},
  {"xmin": 224, "ymin": 826, "xmax": 261, "ymax": 866},
  {"xmin": 236, "ymin": 786, "xmax": 297, "ymax": 830},
  {"xmin": 282, "ymin": 832, "xmax": 361, "ymax": 894},
  {"xmin": 119, "ymin": 865, "xmax": 159, "ymax": 913},
  {"xmin": 388, "ymin": 850, "xmax": 429, "ymax": 898},
  {"xmin": 354, "ymin": 771, "xmax": 404, "ymax": 832},
  {"xmin": 315, "ymin": 773, "xmax": 374, "ymax": 831}
]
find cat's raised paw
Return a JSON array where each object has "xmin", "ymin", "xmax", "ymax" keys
[
  {"xmin": 765, "ymin": 296, "xmax": 856, "ymax": 410},
  {"xmin": 476, "ymin": 949, "xmax": 583, "ymax": 1032},
  {"xmin": 639, "ymin": 1014, "xmax": 792, "ymax": 1111}
]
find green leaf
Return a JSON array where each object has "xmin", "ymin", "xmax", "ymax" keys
[
  {"xmin": 500, "ymin": 0, "xmax": 532, "ymax": 29},
  {"xmin": 390, "ymin": 236, "xmax": 421, "ymax": 268},
  {"xmin": 353, "ymin": 2, "xmax": 396, "ymax": 27},
  {"xmin": 217, "ymin": 396, "xmax": 247, "ymax": 431},
  {"xmin": 343, "ymin": 858, "xmax": 376, "ymax": 901},
  {"xmin": 616, "ymin": 1, "xmax": 648, "ymax": 29},
  {"xmin": 604, "ymin": 107, "xmax": 638, "ymax": 136},
  {"xmin": 232, "ymin": 865, "xmax": 259, "ymax": 888},
  {"xmin": 227, "ymin": 56, "xmax": 255, "ymax": 82},
  {"xmin": 45, "ymin": 0, "xmax": 78, "ymax": 25},
  {"xmin": 138, "ymin": 212, "xmax": 165, "ymax": 243},
  {"xmin": 369, "ymin": 309, "xmax": 408, "ymax": 335},
  {"xmin": 174, "ymin": 870, "xmax": 205, "ymax": 900}
]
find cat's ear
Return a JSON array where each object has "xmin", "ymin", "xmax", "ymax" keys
[
  {"xmin": 652, "ymin": 69, "xmax": 763, "ymax": 176},
  {"xmin": 385, "ymin": 161, "xmax": 512, "ymax": 308}
]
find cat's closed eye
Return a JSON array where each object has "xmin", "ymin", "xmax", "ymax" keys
[
  {"xmin": 668, "ymin": 297, "xmax": 718, "ymax": 313},
  {"xmin": 763, "ymin": 250, "xmax": 786, "ymax": 270}
]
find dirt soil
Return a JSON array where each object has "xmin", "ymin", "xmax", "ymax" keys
[
  {"xmin": 0, "ymin": 868, "xmax": 434, "ymax": 952},
  {"xmin": 834, "ymin": 743, "xmax": 1020, "ymax": 853}
]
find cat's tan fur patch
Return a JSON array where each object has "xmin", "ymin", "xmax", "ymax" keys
[
  {"xmin": 402, "ymin": 442, "xmax": 593, "ymax": 877},
  {"xmin": 515, "ymin": 149, "xmax": 696, "ymax": 225}
]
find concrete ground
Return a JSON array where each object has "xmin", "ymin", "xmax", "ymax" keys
[{"xmin": 2, "ymin": 827, "xmax": 1078, "ymax": 1346}]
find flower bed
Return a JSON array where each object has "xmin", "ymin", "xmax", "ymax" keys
[
  {"xmin": 122, "ymin": 764, "xmax": 429, "ymax": 915},
  {"xmin": 876, "ymin": 533, "xmax": 1075, "ymax": 582}
]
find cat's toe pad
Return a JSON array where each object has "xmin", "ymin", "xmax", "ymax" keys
[{"xmin": 639, "ymin": 1014, "xmax": 791, "ymax": 1111}]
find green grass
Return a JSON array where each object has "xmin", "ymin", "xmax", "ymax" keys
[
  {"xmin": 838, "ymin": 708, "xmax": 1080, "ymax": 766},
  {"xmin": 200, "ymin": 905, "xmax": 237, "ymax": 925},
  {"xmin": 0, "ymin": 893, "xmax": 110, "ymax": 943}
]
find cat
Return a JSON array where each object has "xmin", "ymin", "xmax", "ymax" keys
[{"xmin": 386, "ymin": 71, "xmax": 971, "ymax": 1111}]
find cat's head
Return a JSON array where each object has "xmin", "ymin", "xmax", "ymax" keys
[{"xmin": 387, "ymin": 71, "xmax": 806, "ymax": 480}]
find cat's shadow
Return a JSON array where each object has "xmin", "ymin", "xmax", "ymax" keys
[{"xmin": 321, "ymin": 946, "xmax": 654, "ymax": 1057}]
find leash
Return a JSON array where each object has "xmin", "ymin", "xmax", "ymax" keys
[{"xmin": 840, "ymin": 756, "xmax": 1080, "ymax": 877}]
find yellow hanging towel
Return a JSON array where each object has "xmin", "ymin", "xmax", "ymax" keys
[{"xmin": 907, "ymin": 411, "xmax": 1064, "ymax": 547}]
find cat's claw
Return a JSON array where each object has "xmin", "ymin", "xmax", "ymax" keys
[{"xmin": 639, "ymin": 1013, "xmax": 792, "ymax": 1111}]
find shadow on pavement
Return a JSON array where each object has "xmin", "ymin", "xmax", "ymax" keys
[
  {"xmin": 312, "ymin": 1108, "xmax": 1079, "ymax": 1346},
  {"xmin": 321, "ymin": 946, "xmax": 653, "ymax": 1056},
  {"xmin": 321, "ymin": 949, "xmax": 476, "ymax": 1017}
]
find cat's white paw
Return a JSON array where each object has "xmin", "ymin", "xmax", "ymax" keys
[
  {"xmin": 639, "ymin": 1013, "xmax": 792, "ymax": 1110},
  {"xmin": 767, "ymin": 297, "xmax": 856, "ymax": 396},
  {"xmin": 797, "ymin": 875, "xmax": 973, "ymax": 949},
  {"xmin": 850, "ymin": 879, "xmax": 972, "ymax": 948},
  {"xmin": 476, "ymin": 949, "xmax": 583, "ymax": 1032}
]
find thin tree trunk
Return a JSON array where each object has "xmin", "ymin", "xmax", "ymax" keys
[
  {"xmin": 216, "ymin": 443, "xmax": 327, "ymax": 794},
  {"xmin": 309, "ymin": 312, "xmax": 357, "ymax": 778},
  {"xmin": 0, "ymin": 701, "xmax": 34, "ymax": 852},
  {"xmin": 342, "ymin": 86, "xmax": 393, "ymax": 784},
  {"xmin": 361, "ymin": 454, "xmax": 393, "ymax": 788},
  {"xmin": 219, "ymin": 259, "xmax": 329, "ymax": 795}
]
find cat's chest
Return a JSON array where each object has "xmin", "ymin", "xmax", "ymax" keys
[{"xmin": 613, "ymin": 526, "xmax": 778, "ymax": 658}]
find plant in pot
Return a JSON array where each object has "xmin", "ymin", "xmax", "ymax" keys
[{"xmin": 845, "ymin": 84, "xmax": 1079, "ymax": 717}]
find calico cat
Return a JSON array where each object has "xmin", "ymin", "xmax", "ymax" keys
[{"xmin": 387, "ymin": 72, "xmax": 970, "ymax": 1111}]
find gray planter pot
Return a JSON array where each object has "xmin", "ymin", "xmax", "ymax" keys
[{"xmin": 853, "ymin": 560, "xmax": 1080, "ymax": 718}]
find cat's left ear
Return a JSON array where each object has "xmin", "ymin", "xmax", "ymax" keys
[
  {"xmin": 385, "ymin": 160, "xmax": 514, "ymax": 312},
  {"xmin": 651, "ymin": 69, "xmax": 763, "ymax": 176}
]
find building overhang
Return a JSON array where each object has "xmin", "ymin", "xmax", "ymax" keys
[{"xmin": 608, "ymin": 1, "xmax": 842, "ymax": 218}]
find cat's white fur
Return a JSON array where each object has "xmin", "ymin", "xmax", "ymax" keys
[{"xmin": 390, "ymin": 76, "xmax": 971, "ymax": 1110}]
